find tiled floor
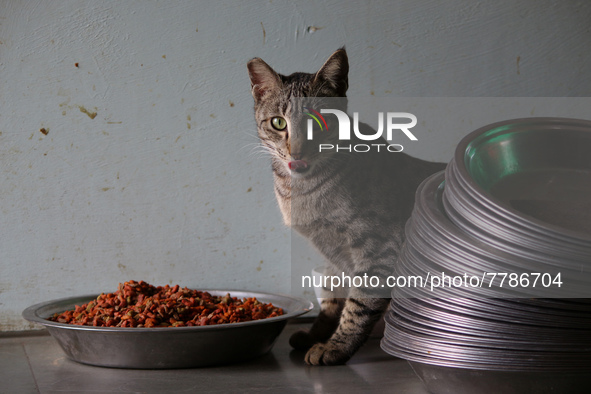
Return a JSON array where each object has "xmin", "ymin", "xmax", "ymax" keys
[{"xmin": 0, "ymin": 320, "xmax": 428, "ymax": 394}]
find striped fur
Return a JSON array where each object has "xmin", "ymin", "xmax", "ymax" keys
[{"xmin": 247, "ymin": 49, "xmax": 446, "ymax": 365}]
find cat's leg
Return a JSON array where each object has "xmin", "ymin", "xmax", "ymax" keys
[
  {"xmin": 290, "ymin": 296, "xmax": 344, "ymax": 350},
  {"xmin": 302, "ymin": 219, "xmax": 403, "ymax": 365},
  {"xmin": 304, "ymin": 294, "xmax": 389, "ymax": 365},
  {"xmin": 290, "ymin": 263, "xmax": 346, "ymax": 350}
]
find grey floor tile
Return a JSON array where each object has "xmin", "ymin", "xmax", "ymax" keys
[
  {"xmin": 2, "ymin": 322, "xmax": 428, "ymax": 394},
  {"xmin": 0, "ymin": 337, "xmax": 39, "ymax": 394}
]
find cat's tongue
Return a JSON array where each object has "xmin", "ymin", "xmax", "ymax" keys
[{"xmin": 288, "ymin": 160, "xmax": 309, "ymax": 173}]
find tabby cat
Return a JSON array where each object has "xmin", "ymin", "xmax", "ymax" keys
[{"xmin": 247, "ymin": 48, "xmax": 446, "ymax": 365}]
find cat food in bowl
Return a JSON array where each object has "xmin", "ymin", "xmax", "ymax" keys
[
  {"xmin": 47, "ymin": 280, "xmax": 285, "ymax": 327},
  {"xmin": 22, "ymin": 281, "xmax": 313, "ymax": 369}
]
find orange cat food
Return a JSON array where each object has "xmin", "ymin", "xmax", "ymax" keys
[{"xmin": 49, "ymin": 280, "xmax": 284, "ymax": 327}]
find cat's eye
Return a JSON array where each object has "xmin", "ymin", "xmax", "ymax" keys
[{"xmin": 271, "ymin": 117, "xmax": 287, "ymax": 131}]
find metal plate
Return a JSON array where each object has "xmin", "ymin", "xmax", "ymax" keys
[
  {"xmin": 383, "ymin": 160, "xmax": 591, "ymax": 374},
  {"xmin": 399, "ymin": 170, "xmax": 590, "ymax": 299},
  {"xmin": 408, "ymin": 361, "xmax": 589, "ymax": 394},
  {"xmin": 446, "ymin": 117, "xmax": 591, "ymax": 258},
  {"xmin": 444, "ymin": 161, "xmax": 591, "ymax": 264},
  {"xmin": 382, "ymin": 317, "xmax": 591, "ymax": 371},
  {"xmin": 22, "ymin": 290, "xmax": 313, "ymax": 369}
]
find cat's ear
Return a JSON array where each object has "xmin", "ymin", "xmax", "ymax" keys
[
  {"xmin": 247, "ymin": 58, "xmax": 282, "ymax": 102},
  {"xmin": 313, "ymin": 48, "xmax": 349, "ymax": 96}
]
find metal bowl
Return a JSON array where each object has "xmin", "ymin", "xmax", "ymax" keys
[
  {"xmin": 444, "ymin": 160, "xmax": 591, "ymax": 265},
  {"xmin": 22, "ymin": 290, "xmax": 313, "ymax": 369},
  {"xmin": 408, "ymin": 361, "xmax": 589, "ymax": 394},
  {"xmin": 446, "ymin": 117, "xmax": 591, "ymax": 258}
]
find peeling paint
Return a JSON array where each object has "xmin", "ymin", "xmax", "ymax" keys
[
  {"xmin": 78, "ymin": 106, "xmax": 97, "ymax": 119},
  {"xmin": 260, "ymin": 22, "xmax": 266, "ymax": 45}
]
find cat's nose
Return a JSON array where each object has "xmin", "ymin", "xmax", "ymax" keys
[{"xmin": 291, "ymin": 152, "xmax": 303, "ymax": 160}]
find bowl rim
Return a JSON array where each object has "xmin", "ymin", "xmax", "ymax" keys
[
  {"xmin": 452, "ymin": 116, "xmax": 591, "ymax": 243},
  {"xmin": 22, "ymin": 289, "xmax": 314, "ymax": 333}
]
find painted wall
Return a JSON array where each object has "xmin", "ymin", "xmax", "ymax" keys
[{"xmin": 1, "ymin": 0, "xmax": 590, "ymax": 331}]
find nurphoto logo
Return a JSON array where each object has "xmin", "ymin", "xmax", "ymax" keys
[{"xmin": 304, "ymin": 108, "xmax": 418, "ymax": 153}]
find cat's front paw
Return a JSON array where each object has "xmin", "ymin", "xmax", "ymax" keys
[
  {"xmin": 289, "ymin": 329, "xmax": 318, "ymax": 351},
  {"xmin": 304, "ymin": 341, "xmax": 352, "ymax": 366}
]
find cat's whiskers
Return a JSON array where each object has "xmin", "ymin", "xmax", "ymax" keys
[
  {"xmin": 247, "ymin": 146, "xmax": 272, "ymax": 161},
  {"xmin": 236, "ymin": 130, "xmax": 265, "ymax": 151},
  {"xmin": 238, "ymin": 128, "xmax": 260, "ymax": 139}
]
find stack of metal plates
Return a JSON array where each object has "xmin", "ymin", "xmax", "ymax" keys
[{"xmin": 381, "ymin": 118, "xmax": 591, "ymax": 393}]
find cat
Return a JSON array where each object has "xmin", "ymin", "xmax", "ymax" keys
[{"xmin": 247, "ymin": 48, "xmax": 446, "ymax": 365}]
